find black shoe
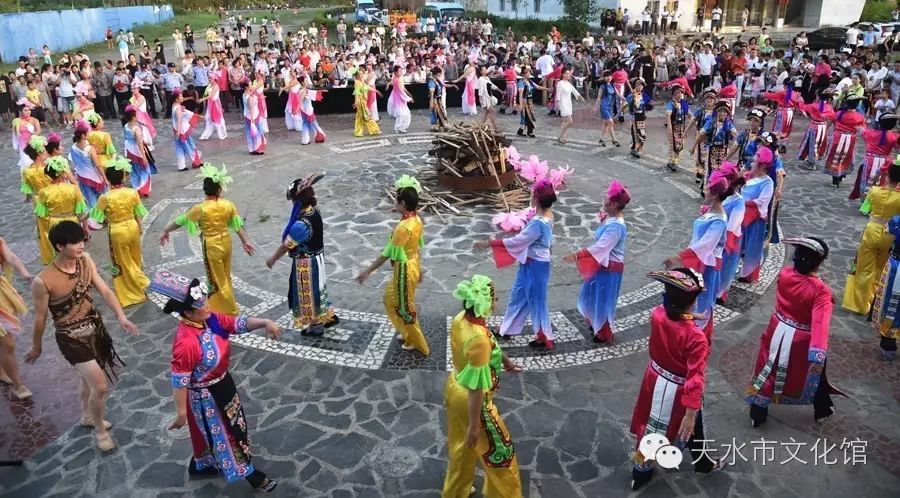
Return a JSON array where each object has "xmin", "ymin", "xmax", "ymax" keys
[
  {"xmin": 715, "ymin": 297, "xmax": 725, "ymax": 306},
  {"xmin": 737, "ymin": 276, "xmax": 752, "ymax": 284},
  {"xmin": 527, "ymin": 133, "xmax": 535, "ymax": 138},
  {"xmin": 528, "ymin": 339, "xmax": 546, "ymax": 349},
  {"xmin": 499, "ymin": 108, "xmax": 506, "ymax": 114},
  {"xmin": 617, "ymin": 116, "xmax": 625, "ymax": 123},
  {"xmin": 666, "ymin": 163, "xmax": 677, "ymax": 172},
  {"xmin": 517, "ymin": 128, "xmax": 525, "ymax": 136},
  {"xmin": 324, "ymin": 316, "xmax": 340, "ymax": 329},
  {"xmin": 512, "ymin": 110, "xmax": 518, "ymax": 115},
  {"xmin": 631, "ymin": 467, "xmax": 654, "ymax": 491},
  {"xmin": 188, "ymin": 459, "xmax": 218, "ymax": 477},
  {"xmin": 254, "ymin": 477, "xmax": 278, "ymax": 493},
  {"xmin": 630, "ymin": 150, "xmax": 640, "ymax": 158}
]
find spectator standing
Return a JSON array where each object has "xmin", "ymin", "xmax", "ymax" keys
[
  {"xmin": 274, "ymin": 21, "xmax": 284, "ymax": 50},
  {"xmin": 661, "ymin": 5, "xmax": 670, "ymax": 34},
  {"xmin": 741, "ymin": 7, "xmax": 749, "ymax": 32},
  {"xmin": 192, "ymin": 58, "xmax": 210, "ymax": 113},
  {"xmin": 641, "ymin": 8, "xmax": 651, "ymax": 36},
  {"xmin": 116, "ymin": 30, "xmax": 129, "ymax": 62},
  {"xmin": 184, "ymin": 24, "xmax": 196, "ymax": 52},
  {"xmin": 845, "ymin": 24, "xmax": 860, "ymax": 51},
  {"xmin": 711, "ymin": 4, "xmax": 723, "ymax": 33},
  {"xmin": 92, "ymin": 61, "xmax": 115, "ymax": 119}
]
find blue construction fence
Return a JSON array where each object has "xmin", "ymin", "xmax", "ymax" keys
[{"xmin": 0, "ymin": 5, "xmax": 174, "ymax": 64}]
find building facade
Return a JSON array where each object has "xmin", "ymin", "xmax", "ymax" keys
[{"xmin": 483, "ymin": 0, "xmax": 863, "ymax": 30}]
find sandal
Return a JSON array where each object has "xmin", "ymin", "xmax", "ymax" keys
[
  {"xmin": 95, "ymin": 432, "xmax": 116, "ymax": 452},
  {"xmin": 79, "ymin": 417, "xmax": 113, "ymax": 430},
  {"xmin": 557, "ymin": 137, "xmax": 567, "ymax": 144},
  {"xmin": 598, "ymin": 139, "xmax": 607, "ymax": 147},
  {"xmin": 255, "ymin": 477, "xmax": 278, "ymax": 492},
  {"xmin": 612, "ymin": 140, "xmax": 621, "ymax": 147}
]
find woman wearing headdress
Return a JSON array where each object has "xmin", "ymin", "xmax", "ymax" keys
[
  {"xmin": 282, "ymin": 70, "xmax": 305, "ymax": 133},
  {"xmin": 129, "ymin": 81, "xmax": 157, "ymax": 147},
  {"xmin": 755, "ymin": 132, "xmax": 785, "ymax": 245},
  {"xmin": 198, "ymin": 76, "xmax": 227, "ymax": 140},
  {"xmin": 12, "ymin": 99, "xmax": 41, "ymax": 169},
  {"xmin": 824, "ymin": 95, "xmax": 866, "ymax": 188},
  {"xmin": 746, "ymin": 237, "xmax": 844, "ymax": 426},
  {"xmin": 455, "ymin": 60, "xmax": 478, "ymax": 117},
  {"xmin": 0, "ymin": 237, "xmax": 34, "ymax": 400},
  {"xmin": 172, "ymin": 89, "xmax": 203, "ymax": 171},
  {"xmin": 626, "ymin": 78, "xmax": 650, "ymax": 158},
  {"xmin": 85, "ymin": 111, "xmax": 117, "ymax": 169},
  {"xmin": 351, "ymin": 69, "xmax": 381, "ymax": 138},
  {"xmin": 36, "ymin": 156, "xmax": 89, "ymax": 240},
  {"xmin": 688, "ymin": 88, "xmax": 717, "ymax": 183},
  {"xmin": 428, "ymin": 66, "xmax": 451, "ymax": 132},
  {"xmin": 365, "ymin": 65, "xmax": 380, "ymax": 123},
  {"xmin": 122, "ymin": 104, "xmax": 157, "ymax": 194},
  {"xmin": 716, "ymin": 162, "xmax": 745, "ymax": 303},
  {"xmin": 563, "ymin": 181, "xmax": 630, "ymax": 343},
  {"xmin": 763, "ymin": 82, "xmax": 802, "ymax": 142},
  {"xmin": 797, "ymin": 88, "xmax": 836, "ymax": 171},
  {"xmin": 356, "ymin": 175, "xmax": 429, "ymax": 355},
  {"xmin": 442, "ymin": 275, "xmax": 523, "ymax": 498},
  {"xmin": 664, "ymin": 83, "xmax": 692, "ymax": 173},
  {"xmin": 694, "ymin": 100, "xmax": 737, "ymax": 196},
  {"xmin": 266, "ymin": 173, "xmax": 338, "ymax": 336},
  {"xmin": 72, "ymin": 91, "xmax": 95, "ymax": 121},
  {"xmin": 871, "ymin": 216, "xmax": 900, "ymax": 361},
  {"xmin": 20, "ymin": 139, "xmax": 54, "ymax": 264},
  {"xmin": 152, "ymin": 271, "xmax": 281, "ymax": 492},
  {"xmin": 515, "ymin": 66, "xmax": 546, "ymax": 138},
  {"xmin": 242, "ymin": 79, "xmax": 268, "ymax": 154},
  {"xmin": 850, "ymin": 114, "xmax": 900, "ymax": 205},
  {"xmin": 69, "ymin": 121, "xmax": 107, "ymax": 230},
  {"xmin": 89, "ymin": 157, "xmax": 150, "ymax": 308},
  {"xmin": 737, "ymin": 148, "xmax": 776, "ymax": 284},
  {"xmin": 297, "ymin": 79, "xmax": 327, "ymax": 145},
  {"xmin": 663, "ymin": 170, "xmax": 730, "ymax": 338},
  {"xmin": 629, "ymin": 268, "xmax": 725, "ymax": 491},
  {"xmin": 842, "ymin": 161, "xmax": 900, "ymax": 316},
  {"xmin": 593, "ymin": 70, "xmax": 620, "ymax": 147},
  {"xmin": 159, "ymin": 164, "xmax": 256, "ymax": 316},
  {"xmin": 717, "ymin": 80, "xmax": 738, "ymax": 117},
  {"xmin": 475, "ymin": 179, "xmax": 556, "ymax": 349},
  {"xmin": 727, "ymin": 106, "xmax": 768, "ymax": 170}
]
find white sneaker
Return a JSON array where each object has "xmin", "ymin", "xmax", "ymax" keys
[
  {"xmin": 401, "ymin": 343, "xmax": 414, "ymax": 350},
  {"xmin": 14, "ymin": 385, "xmax": 33, "ymax": 400}
]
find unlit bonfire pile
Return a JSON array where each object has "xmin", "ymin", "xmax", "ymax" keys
[{"xmin": 423, "ymin": 123, "xmax": 530, "ymax": 214}]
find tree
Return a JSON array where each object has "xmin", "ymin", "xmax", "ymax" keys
[{"xmin": 560, "ymin": 0, "xmax": 599, "ymax": 26}]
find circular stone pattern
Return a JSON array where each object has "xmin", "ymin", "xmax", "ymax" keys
[{"xmin": 142, "ymin": 134, "xmax": 781, "ymax": 371}]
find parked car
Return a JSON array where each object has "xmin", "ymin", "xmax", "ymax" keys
[
  {"xmin": 356, "ymin": 0, "xmax": 386, "ymax": 24},
  {"xmin": 806, "ymin": 26, "xmax": 851, "ymax": 51}
]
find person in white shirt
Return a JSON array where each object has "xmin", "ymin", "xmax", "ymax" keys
[
  {"xmin": 477, "ymin": 66, "xmax": 503, "ymax": 129},
  {"xmin": 660, "ymin": 7, "xmax": 669, "ymax": 34},
  {"xmin": 845, "ymin": 24, "xmax": 860, "ymax": 49},
  {"xmin": 556, "ymin": 68, "xmax": 583, "ymax": 143},
  {"xmin": 536, "ymin": 50, "xmax": 555, "ymax": 78},
  {"xmin": 696, "ymin": 45, "xmax": 716, "ymax": 89},
  {"xmin": 867, "ymin": 60, "xmax": 888, "ymax": 92},
  {"xmin": 583, "ymin": 31, "xmax": 595, "ymax": 49},
  {"xmin": 711, "ymin": 6, "xmax": 723, "ymax": 33},
  {"xmin": 482, "ymin": 20, "xmax": 493, "ymax": 39}
]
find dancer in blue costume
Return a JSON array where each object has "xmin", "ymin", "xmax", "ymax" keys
[
  {"xmin": 738, "ymin": 147, "xmax": 776, "ymax": 283},
  {"xmin": 564, "ymin": 180, "xmax": 631, "ymax": 343},
  {"xmin": 716, "ymin": 162, "xmax": 746, "ymax": 304},
  {"xmin": 475, "ymin": 179, "xmax": 556, "ymax": 349}
]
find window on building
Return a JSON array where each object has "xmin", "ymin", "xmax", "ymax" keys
[
  {"xmin": 534, "ymin": 0, "xmax": 541, "ymax": 13},
  {"xmin": 500, "ymin": 0, "xmax": 505, "ymax": 10}
]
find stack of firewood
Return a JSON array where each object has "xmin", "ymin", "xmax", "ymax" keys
[{"xmin": 429, "ymin": 123, "xmax": 513, "ymax": 180}]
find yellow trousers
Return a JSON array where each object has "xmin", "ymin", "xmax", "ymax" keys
[
  {"xmin": 442, "ymin": 377, "xmax": 522, "ymax": 498},
  {"xmin": 36, "ymin": 216, "xmax": 53, "ymax": 265},
  {"xmin": 383, "ymin": 259, "xmax": 429, "ymax": 355},
  {"xmin": 843, "ymin": 222, "xmax": 893, "ymax": 315},
  {"xmin": 203, "ymin": 233, "xmax": 238, "ymax": 315},
  {"xmin": 354, "ymin": 107, "xmax": 380, "ymax": 137},
  {"xmin": 108, "ymin": 219, "xmax": 149, "ymax": 307}
]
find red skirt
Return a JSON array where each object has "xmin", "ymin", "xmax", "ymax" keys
[
  {"xmin": 630, "ymin": 360, "xmax": 689, "ymax": 443},
  {"xmin": 824, "ymin": 131, "xmax": 857, "ymax": 176}
]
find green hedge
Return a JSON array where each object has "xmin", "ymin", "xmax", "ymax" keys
[
  {"xmin": 468, "ymin": 11, "xmax": 588, "ymax": 39},
  {"xmin": 861, "ymin": 0, "xmax": 897, "ymax": 21}
]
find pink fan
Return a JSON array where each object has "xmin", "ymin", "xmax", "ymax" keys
[
  {"xmin": 505, "ymin": 145, "xmax": 521, "ymax": 163},
  {"xmin": 517, "ymin": 206, "xmax": 536, "ymax": 223},
  {"xmin": 492, "ymin": 211, "xmax": 526, "ymax": 232},
  {"xmin": 547, "ymin": 166, "xmax": 574, "ymax": 189},
  {"xmin": 519, "ymin": 155, "xmax": 548, "ymax": 182}
]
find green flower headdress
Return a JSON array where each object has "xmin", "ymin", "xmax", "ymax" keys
[
  {"xmin": 105, "ymin": 156, "xmax": 132, "ymax": 173},
  {"xmin": 29, "ymin": 135, "xmax": 47, "ymax": 153},
  {"xmin": 46, "ymin": 156, "xmax": 70, "ymax": 174},
  {"xmin": 394, "ymin": 174, "xmax": 421, "ymax": 193},
  {"xmin": 197, "ymin": 163, "xmax": 233, "ymax": 190},
  {"xmin": 84, "ymin": 110, "xmax": 102, "ymax": 126},
  {"xmin": 453, "ymin": 274, "xmax": 494, "ymax": 318}
]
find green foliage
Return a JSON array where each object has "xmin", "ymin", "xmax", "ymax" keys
[
  {"xmin": 468, "ymin": 10, "xmax": 586, "ymax": 39},
  {"xmin": 861, "ymin": 0, "xmax": 897, "ymax": 21},
  {"xmin": 559, "ymin": 0, "xmax": 599, "ymax": 27}
]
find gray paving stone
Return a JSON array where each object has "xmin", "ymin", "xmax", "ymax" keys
[
  {"xmin": 307, "ymin": 432, "xmax": 377, "ymax": 469},
  {"xmin": 136, "ymin": 461, "xmax": 186, "ymax": 489},
  {"xmin": 536, "ymin": 447, "xmax": 564, "ymax": 477}
]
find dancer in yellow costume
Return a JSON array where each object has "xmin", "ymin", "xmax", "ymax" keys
[
  {"xmin": 0, "ymin": 237, "xmax": 34, "ymax": 400},
  {"xmin": 20, "ymin": 136, "xmax": 54, "ymax": 264},
  {"xmin": 89, "ymin": 157, "xmax": 150, "ymax": 307},
  {"xmin": 442, "ymin": 275, "xmax": 522, "ymax": 498},
  {"xmin": 356, "ymin": 175, "xmax": 428, "ymax": 355},
  {"xmin": 159, "ymin": 164, "xmax": 256, "ymax": 315},
  {"xmin": 352, "ymin": 69, "xmax": 380, "ymax": 137},
  {"xmin": 84, "ymin": 111, "xmax": 117, "ymax": 166},
  {"xmin": 35, "ymin": 157, "xmax": 89, "ymax": 245},
  {"xmin": 843, "ymin": 160, "xmax": 900, "ymax": 315}
]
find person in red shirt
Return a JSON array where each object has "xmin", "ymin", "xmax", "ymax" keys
[
  {"xmin": 745, "ymin": 237, "xmax": 844, "ymax": 427},
  {"xmin": 763, "ymin": 83, "xmax": 803, "ymax": 141},
  {"xmin": 299, "ymin": 48, "xmax": 311, "ymax": 71},
  {"xmin": 629, "ymin": 268, "xmax": 726, "ymax": 491},
  {"xmin": 797, "ymin": 87, "xmax": 837, "ymax": 170},
  {"xmin": 731, "ymin": 49, "xmax": 748, "ymax": 105},
  {"xmin": 825, "ymin": 95, "xmax": 867, "ymax": 187},
  {"xmin": 500, "ymin": 62, "xmax": 518, "ymax": 114},
  {"xmin": 850, "ymin": 113, "xmax": 900, "ymax": 201}
]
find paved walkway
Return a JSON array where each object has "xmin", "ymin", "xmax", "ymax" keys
[{"xmin": 0, "ymin": 101, "xmax": 897, "ymax": 496}]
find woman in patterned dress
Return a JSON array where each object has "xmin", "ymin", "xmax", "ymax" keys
[
  {"xmin": 153, "ymin": 271, "xmax": 281, "ymax": 492},
  {"xmin": 0, "ymin": 237, "xmax": 34, "ymax": 400}
]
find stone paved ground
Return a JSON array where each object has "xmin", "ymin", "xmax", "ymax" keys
[{"xmin": 0, "ymin": 103, "xmax": 898, "ymax": 498}]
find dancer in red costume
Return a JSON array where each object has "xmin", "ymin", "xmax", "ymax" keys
[
  {"xmin": 824, "ymin": 96, "xmax": 866, "ymax": 188},
  {"xmin": 850, "ymin": 114, "xmax": 900, "ymax": 204},
  {"xmin": 797, "ymin": 88, "xmax": 836, "ymax": 171},
  {"xmin": 763, "ymin": 82, "xmax": 803, "ymax": 142}
]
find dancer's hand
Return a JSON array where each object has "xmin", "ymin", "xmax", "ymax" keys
[
  {"xmin": 159, "ymin": 230, "xmax": 170, "ymax": 246},
  {"xmin": 562, "ymin": 253, "xmax": 576, "ymax": 263},
  {"xmin": 24, "ymin": 346, "xmax": 41, "ymax": 364},
  {"xmin": 502, "ymin": 357, "xmax": 522, "ymax": 372},
  {"xmin": 663, "ymin": 256, "xmax": 679, "ymax": 269},
  {"xmin": 265, "ymin": 256, "xmax": 275, "ymax": 269},
  {"xmin": 264, "ymin": 320, "xmax": 282, "ymax": 340},
  {"xmin": 676, "ymin": 408, "xmax": 697, "ymax": 443},
  {"xmin": 168, "ymin": 414, "xmax": 188, "ymax": 430},
  {"xmin": 355, "ymin": 270, "xmax": 370, "ymax": 284},
  {"xmin": 120, "ymin": 318, "xmax": 140, "ymax": 336},
  {"xmin": 465, "ymin": 423, "xmax": 479, "ymax": 448},
  {"xmin": 473, "ymin": 239, "xmax": 490, "ymax": 250},
  {"xmin": 242, "ymin": 241, "xmax": 256, "ymax": 256}
]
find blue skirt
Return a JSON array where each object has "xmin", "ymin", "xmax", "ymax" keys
[
  {"xmin": 741, "ymin": 219, "xmax": 767, "ymax": 281},
  {"xmin": 718, "ymin": 248, "xmax": 740, "ymax": 299},
  {"xmin": 695, "ymin": 264, "xmax": 721, "ymax": 330},
  {"xmin": 499, "ymin": 259, "xmax": 553, "ymax": 339},
  {"xmin": 577, "ymin": 270, "xmax": 623, "ymax": 334}
]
